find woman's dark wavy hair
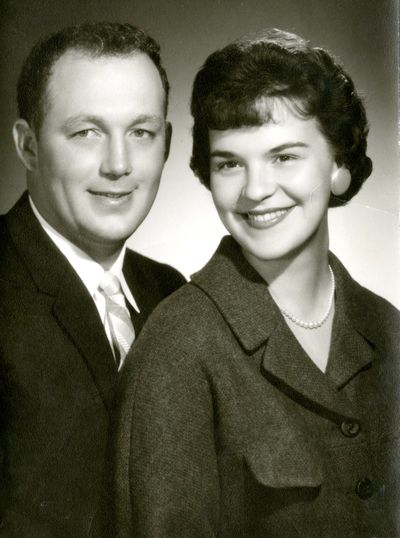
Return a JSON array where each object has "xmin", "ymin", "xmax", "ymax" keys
[{"xmin": 190, "ymin": 29, "xmax": 372, "ymax": 207}]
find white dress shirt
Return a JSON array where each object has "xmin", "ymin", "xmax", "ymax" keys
[{"xmin": 29, "ymin": 197, "xmax": 139, "ymax": 352}]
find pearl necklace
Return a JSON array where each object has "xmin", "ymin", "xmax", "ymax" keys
[{"xmin": 278, "ymin": 266, "xmax": 335, "ymax": 330}]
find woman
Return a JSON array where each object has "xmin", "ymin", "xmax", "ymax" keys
[{"xmin": 110, "ymin": 30, "xmax": 400, "ymax": 537}]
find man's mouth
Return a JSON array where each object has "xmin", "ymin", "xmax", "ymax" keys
[{"xmin": 88, "ymin": 190, "xmax": 132, "ymax": 198}]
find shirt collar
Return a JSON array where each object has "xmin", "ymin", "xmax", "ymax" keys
[{"xmin": 29, "ymin": 196, "xmax": 139, "ymax": 312}]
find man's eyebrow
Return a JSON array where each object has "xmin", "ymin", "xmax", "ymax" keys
[
  {"xmin": 130, "ymin": 114, "xmax": 163, "ymax": 124},
  {"xmin": 62, "ymin": 115, "xmax": 103, "ymax": 128},
  {"xmin": 62, "ymin": 114, "xmax": 163, "ymax": 129}
]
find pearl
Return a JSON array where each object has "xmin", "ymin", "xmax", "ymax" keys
[{"xmin": 278, "ymin": 266, "xmax": 335, "ymax": 330}]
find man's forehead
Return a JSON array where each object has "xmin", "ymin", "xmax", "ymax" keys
[
  {"xmin": 48, "ymin": 48, "xmax": 155, "ymax": 83},
  {"xmin": 41, "ymin": 49, "xmax": 166, "ymax": 122}
]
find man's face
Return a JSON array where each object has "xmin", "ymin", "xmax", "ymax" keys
[{"xmin": 28, "ymin": 50, "xmax": 169, "ymax": 258}]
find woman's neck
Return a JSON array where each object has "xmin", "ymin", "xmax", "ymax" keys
[{"xmin": 243, "ymin": 223, "xmax": 331, "ymax": 321}]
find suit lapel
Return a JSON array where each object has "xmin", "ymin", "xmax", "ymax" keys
[
  {"xmin": 122, "ymin": 251, "xmax": 166, "ymax": 335},
  {"xmin": 52, "ymin": 271, "xmax": 117, "ymax": 409},
  {"xmin": 122, "ymin": 257, "xmax": 149, "ymax": 335},
  {"xmin": 6, "ymin": 193, "xmax": 117, "ymax": 409}
]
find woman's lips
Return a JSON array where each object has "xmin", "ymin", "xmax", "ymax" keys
[{"xmin": 244, "ymin": 206, "xmax": 294, "ymax": 229}]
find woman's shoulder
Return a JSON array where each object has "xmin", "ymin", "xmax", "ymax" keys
[
  {"xmin": 332, "ymin": 254, "xmax": 399, "ymax": 341},
  {"xmin": 131, "ymin": 281, "xmax": 228, "ymax": 358},
  {"xmin": 146, "ymin": 280, "xmax": 222, "ymax": 328},
  {"xmin": 119, "ymin": 282, "xmax": 228, "ymax": 397},
  {"xmin": 344, "ymin": 271, "xmax": 399, "ymax": 325}
]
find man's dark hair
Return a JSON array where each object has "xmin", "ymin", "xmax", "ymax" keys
[
  {"xmin": 190, "ymin": 29, "xmax": 372, "ymax": 207},
  {"xmin": 17, "ymin": 21, "xmax": 170, "ymax": 131}
]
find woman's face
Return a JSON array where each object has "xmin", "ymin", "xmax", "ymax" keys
[{"xmin": 209, "ymin": 101, "xmax": 338, "ymax": 265}]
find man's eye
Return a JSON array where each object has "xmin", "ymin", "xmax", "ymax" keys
[
  {"xmin": 73, "ymin": 129, "xmax": 98, "ymax": 138},
  {"xmin": 132, "ymin": 129, "xmax": 153, "ymax": 139}
]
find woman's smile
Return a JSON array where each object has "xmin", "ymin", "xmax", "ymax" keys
[{"xmin": 244, "ymin": 206, "xmax": 295, "ymax": 229}]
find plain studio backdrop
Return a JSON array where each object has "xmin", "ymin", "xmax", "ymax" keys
[{"xmin": 0, "ymin": 0, "xmax": 398, "ymax": 308}]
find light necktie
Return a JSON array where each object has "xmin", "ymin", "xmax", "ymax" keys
[{"xmin": 98, "ymin": 272, "xmax": 135, "ymax": 368}]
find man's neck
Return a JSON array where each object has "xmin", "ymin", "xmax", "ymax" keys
[{"xmin": 29, "ymin": 195, "xmax": 125, "ymax": 270}]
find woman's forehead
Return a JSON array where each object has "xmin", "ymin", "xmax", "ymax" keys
[{"xmin": 208, "ymin": 95, "xmax": 311, "ymax": 131}]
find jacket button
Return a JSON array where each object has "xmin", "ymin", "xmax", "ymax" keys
[
  {"xmin": 340, "ymin": 420, "xmax": 360, "ymax": 437},
  {"xmin": 355, "ymin": 478, "xmax": 374, "ymax": 500}
]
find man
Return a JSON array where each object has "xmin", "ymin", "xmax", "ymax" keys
[{"xmin": 0, "ymin": 22, "xmax": 185, "ymax": 536}]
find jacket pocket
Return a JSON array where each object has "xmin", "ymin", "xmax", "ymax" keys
[
  {"xmin": 244, "ymin": 432, "xmax": 324, "ymax": 489},
  {"xmin": 241, "ymin": 436, "xmax": 324, "ymax": 534}
]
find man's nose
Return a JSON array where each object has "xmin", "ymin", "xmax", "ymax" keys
[
  {"xmin": 241, "ymin": 164, "xmax": 277, "ymax": 201},
  {"xmin": 100, "ymin": 136, "xmax": 132, "ymax": 179}
]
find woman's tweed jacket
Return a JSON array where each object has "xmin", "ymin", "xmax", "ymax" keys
[{"xmin": 110, "ymin": 236, "xmax": 400, "ymax": 538}]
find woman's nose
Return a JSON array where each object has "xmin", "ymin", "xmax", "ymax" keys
[
  {"xmin": 100, "ymin": 136, "xmax": 132, "ymax": 179},
  {"xmin": 241, "ymin": 165, "xmax": 277, "ymax": 201}
]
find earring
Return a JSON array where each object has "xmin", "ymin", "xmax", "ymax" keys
[{"xmin": 331, "ymin": 168, "xmax": 351, "ymax": 196}]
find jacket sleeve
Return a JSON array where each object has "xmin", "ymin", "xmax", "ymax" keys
[{"xmin": 110, "ymin": 316, "xmax": 220, "ymax": 538}]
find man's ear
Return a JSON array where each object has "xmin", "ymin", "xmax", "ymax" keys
[
  {"xmin": 12, "ymin": 119, "xmax": 39, "ymax": 172},
  {"xmin": 164, "ymin": 121, "xmax": 172, "ymax": 162}
]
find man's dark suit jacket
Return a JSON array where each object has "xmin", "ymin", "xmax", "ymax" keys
[
  {"xmin": 0, "ymin": 193, "xmax": 185, "ymax": 537},
  {"xmin": 111, "ymin": 236, "xmax": 400, "ymax": 537}
]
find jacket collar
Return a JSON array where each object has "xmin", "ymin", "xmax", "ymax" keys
[
  {"xmin": 192, "ymin": 236, "xmax": 281, "ymax": 353},
  {"xmin": 192, "ymin": 236, "xmax": 380, "ymax": 350},
  {"xmin": 5, "ymin": 193, "xmax": 118, "ymax": 409},
  {"xmin": 192, "ymin": 236, "xmax": 379, "ymax": 418}
]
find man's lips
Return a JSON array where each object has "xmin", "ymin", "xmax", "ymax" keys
[
  {"xmin": 88, "ymin": 190, "xmax": 132, "ymax": 198},
  {"xmin": 87, "ymin": 190, "xmax": 134, "ymax": 207}
]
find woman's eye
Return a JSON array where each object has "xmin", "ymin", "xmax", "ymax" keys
[
  {"xmin": 275, "ymin": 154, "xmax": 296, "ymax": 163},
  {"xmin": 217, "ymin": 160, "xmax": 241, "ymax": 171}
]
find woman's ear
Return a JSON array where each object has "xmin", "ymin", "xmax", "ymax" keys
[
  {"xmin": 330, "ymin": 166, "xmax": 351, "ymax": 196},
  {"xmin": 12, "ymin": 119, "xmax": 39, "ymax": 172}
]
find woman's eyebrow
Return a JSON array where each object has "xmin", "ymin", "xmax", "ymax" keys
[
  {"xmin": 269, "ymin": 142, "xmax": 309, "ymax": 153},
  {"xmin": 210, "ymin": 150, "xmax": 237, "ymax": 158}
]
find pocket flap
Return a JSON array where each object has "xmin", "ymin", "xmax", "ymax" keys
[{"xmin": 244, "ymin": 434, "xmax": 324, "ymax": 488}]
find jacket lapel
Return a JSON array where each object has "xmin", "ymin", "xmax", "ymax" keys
[
  {"xmin": 122, "ymin": 250, "xmax": 171, "ymax": 335},
  {"xmin": 260, "ymin": 315, "xmax": 355, "ymax": 418},
  {"xmin": 122, "ymin": 255, "xmax": 151, "ymax": 335},
  {"xmin": 192, "ymin": 237, "xmax": 379, "ymax": 421},
  {"xmin": 325, "ymin": 254, "xmax": 376, "ymax": 389},
  {"xmin": 52, "ymin": 272, "xmax": 117, "ymax": 410},
  {"xmin": 6, "ymin": 193, "xmax": 117, "ymax": 410},
  {"xmin": 191, "ymin": 236, "xmax": 279, "ymax": 352}
]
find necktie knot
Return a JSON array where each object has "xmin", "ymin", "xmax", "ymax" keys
[{"xmin": 99, "ymin": 272, "xmax": 122, "ymax": 297}]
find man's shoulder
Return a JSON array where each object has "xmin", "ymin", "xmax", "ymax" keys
[
  {"xmin": 0, "ymin": 210, "xmax": 31, "ymax": 287},
  {"xmin": 124, "ymin": 247, "xmax": 186, "ymax": 290},
  {"xmin": 0, "ymin": 195, "xmax": 58, "ymax": 287}
]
